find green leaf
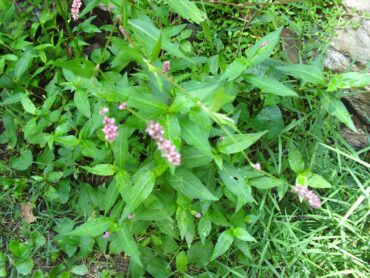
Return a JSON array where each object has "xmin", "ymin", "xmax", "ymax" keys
[
  {"xmin": 128, "ymin": 19, "xmax": 187, "ymax": 59},
  {"xmin": 288, "ymin": 142, "xmax": 305, "ymax": 173},
  {"xmin": 71, "ymin": 264, "xmax": 88, "ymax": 276},
  {"xmin": 14, "ymin": 258, "xmax": 34, "ymax": 276},
  {"xmin": 220, "ymin": 57, "xmax": 249, "ymax": 81},
  {"xmin": 232, "ymin": 227, "xmax": 255, "ymax": 242},
  {"xmin": 321, "ymin": 93, "xmax": 356, "ymax": 132},
  {"xmin": 81, "ymin": 164, "xmax": 116, "ymax": 176},
  {"xmin": 104, "ymin": 179, "xmax": 120, "ymax": 214},
  {"xmin": 176, "ymin": 207, "xmax": 195, "ymax": 246},
  {"xmin": 14, "ymin": 51, "xmax": 33, "ymax": 81},
  {"xmin": 116, "ymin": 225, "xmax": 142, "ymax": 266},
  {"xmin": 308, "ymin": 173, "xmax": 332, "ymax": 188},
  {"xmin": 250, "ymin": 176, "xmax": 284, "ymax": 189},
  {"xmin": 219, "ymin": 163, "xmax": 254, "ymax": 211},
  {"xmin": 164, "ymin": 0, "xmax": 206, "ymax": 24},
  {"xmin": 250, "ymin": 105, "xmax": 284, "ymax": 139},
  {"xmin": 211, "ymin": 229, "xmax": 234, "ymax": 261},
  {"xmin": 128, "ymin": 93, "xmax": 167, "ymax": 117},
  {"xmin": 327, "ymin": 72, "xmax": 370, "ymax": 92},
  {"xmin": 168, "ymin": 169, "xmax": 218, "ymax": 200},
  {"xmin": 66, "ymin": 217, "xmax": 110, "ymax": 237},
  {"xmin": 176, "ymin": 251, "xmax": 188, "ymax": 273},
  {"xmin": 0, "ymin": 251, "xmax": 6, "ymax": 277},
  {"xmin": 121, "ymin": 170, "xmax": 155, "ymax": 220},
  {"xmin": 181, "ymin": 147, "xmax": 213, "ymax": 168},
  {"xmin": 198, "ymin": 214, "xmax": 212, "ymax": 245},
  {"xmin": 180, "ymin": 119, "xmax": 212, "ymax": 155},
  {"xmin": 246, "ymin": 27, "xmax": 283, "ymax": 66},
  {"xmin": 79, "ymin": 0, "xmax": 101, "ymax": 18},
  {"xmin": 9, "ymin": 241, "xmax": 28, "ymax": 258},
  {"xmin": 245, "ymin": 75, "xmax": 298, "ymax": 97},
  {"xmin": 112, "ymin": 127, "xmax": 129, "ymax": 170},
  {"xmin": 10, "ymin": 149, "xmax": 33, "ymax": 171},
  {"xmin": 277, "ymin": 64, "xmax": 325, "ymax": 84},
  {"xmin": 218, "ymin": 131, "xmax": 267, "ymax": 154},
  {"xmin": 74, "ymin": 90, "xmax": 91, "ymax": 118},
  {"xmin": 21, "ymin": 96, "xmax": 37, "ymax": 115},
  {"xmin": 54, "ymin": 135, "xmax": 80, "ymax": 146}
]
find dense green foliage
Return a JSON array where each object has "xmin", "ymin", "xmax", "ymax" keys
[{"xmin": 1, "ymin": 0, "xmax": 369, "ymax": 277}]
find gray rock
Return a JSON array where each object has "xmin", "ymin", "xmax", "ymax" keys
[
  {"xmin": 343, "ymin": 0, "xmax": 370, "ymax": 13},
  {"xmin": 330, "ymin": 20, "xmax": 370, "ymax": 66},
  {"xmin": 324, "ymin": 47, "xmax": 351, "ymax": 71}
]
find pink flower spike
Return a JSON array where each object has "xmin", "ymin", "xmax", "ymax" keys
[
  {"xmin": 162, "ymin": 61, "xmax": 170, "ymax": 73},
  {"xmin": 118, "ymin": 102, "xmax": 127, "ymax": 110},
  {"xmin": 101, "ymin": 115, "xmax": 118, "ymax": 143},
  {"xmin": 292, "ymin": 184, "xmax": 322, "ymax": 209},
  {"xmin": 71, "ymin": 0, "xmax": 82, "ymax": 21},
  {"xmin": 146, "ymin": 120, "xmax": 181, "ymax": 166},
  {"xmin": 103, "ymin": 231, "xmax": 110, "ymax": 239}
]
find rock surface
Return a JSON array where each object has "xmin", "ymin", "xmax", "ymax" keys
[
  {"xmin": 324, "ymin": 0, "xmax": 370, "ymax": 149},
  {"xmin": 343, "ymin": 0, "xmax": 370, "ymax": 13}
]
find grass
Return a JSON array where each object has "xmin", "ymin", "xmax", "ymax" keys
[{"xmin": 1, "ymin": 0, "xmax": 369, "ymax": 277}]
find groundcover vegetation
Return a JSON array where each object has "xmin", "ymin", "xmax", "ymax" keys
[{"xmin": 0, "ymin": 0, "xmax": 369, "ymax": 277}]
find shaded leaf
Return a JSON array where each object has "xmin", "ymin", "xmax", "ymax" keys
[
  {"xmin": 246, "ymin": 27, "xmax": 283, "ymax": 66},
  {"xmin": 218, "ymin": 131, "xmax": 267, "ymax": 154},
  {"xmin": 81, "ymin": 164, "xmax": 115, "ymax": 176},
  {"xmin": 116, "ymin": 225, "xmax": 142, "ymax": 266},
  {"xmin": 211, "ymin": 229, "xmax": 234, "ymax": 261},
  {"xmin": 321, "ymin": 93, "xmax": 356, "ymax": 132},
  {"xmin": 66, "ymin": 218, "xmax": 110, "ymax": 237},
  {"xmin": 168, "ymin": 169, "xmax": 218, "ymax": 200},
  {"xmin": 327, "ymin": 72, "xmax": 370, "ymax": 92},
  {"xmin": 180, "ymin": 119, "xmax": 212, "ymax": 155},
  {"xmin": 121, "ymin": 170, "xmax": 155, "ymax": 220},
  {"xmin": 308, "ymin": 173, "xmax": 332, "ymax": 188},
  {"xmin": 74, "ymin": 90, "xmax": 91, "ymax": 118},
  {"xmin": 10, "ymin": 149, "xmax": 33, "ymax": 171},
  {"xmin": 277, "ymin": 64, "xmax": 325, "ymax": 84},
  {"xmin": 246, "ymin": 75, "xmax": 297, "ymax": 97},
  {"xmin": 232, "ymin": 227, "xmax": 255, "ymax": 242},
  {"xmin": 164, "ymin": 0, "xmax": 206, "ymax": 24}
]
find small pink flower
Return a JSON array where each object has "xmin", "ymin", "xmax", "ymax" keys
[
  {"xmin": 128, "ymin": 213, "xmax": 135, "ymax": 219},
  {"xmin": 103, "ymin": 231, "xmax": 110, "ymax": 239},
  {"xmin": 102, "ymin": 116, "xmax": 119, "ymax": 143},
  {"xmin": 162, "ymin": 61, "xmax": 170, "ymax": 73},
  {"xmin": 260, "ymin": 41, "xmax": 269, "ymax": 48},
  {"xmin": 252, "ymin": 163, "xmax": 261, "ymax": 171},
  {"xmin": 118, "ymin": 102, "xmax": 127, "ymax": 110},
  {"xmin": 292, "ymin": 184, "xmax": 321, "ymax": 209},
  {"xmin": 71, "ymin": 0, "xmax": 82, "ymax": 20},
  {"xmin": 194, "ymin": 212, "xmax": 202, "ymax": 219},
  {"xmin": 99, "ymin": 107, "xmax": 109, "ymax": 115}
]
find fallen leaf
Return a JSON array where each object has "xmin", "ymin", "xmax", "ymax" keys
[{"xmin": 21, "ymin": 203, "xmax": 36, "ymax": 223}]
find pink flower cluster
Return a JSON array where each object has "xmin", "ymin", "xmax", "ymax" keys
[
  {"xmin": 162, "ymin": 61, "xmax": 170, "ymax": 73},
  {"xmin": 100, "ymin": 107, "xmax": 118, "ymax": 143},
  {"xmin": 71, "ymin": 0, "xmax": 82, "ymax": 20},
  {"xmin": 292, "ymin": 184, "xmax": 321, "ymax": 209},
  {"xmin": 146, "ymin": 121, "xmax": 181, "ymax": 166}
]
